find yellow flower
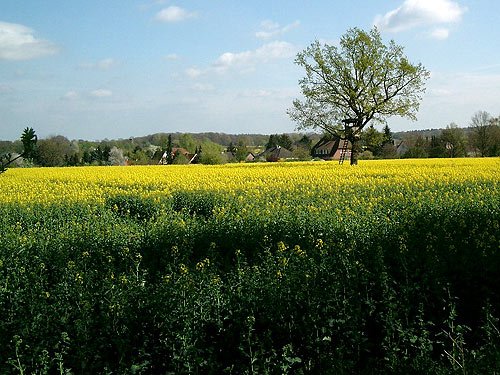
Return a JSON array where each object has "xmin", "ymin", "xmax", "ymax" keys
[{"xmin": 179, "ymin": 263, "xmax": 189, "ymax": 275}]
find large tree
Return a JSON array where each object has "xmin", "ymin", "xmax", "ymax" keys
[
  {"xmin": 468, "ymin": 111, "xmax": 500, "ymax": 157},
  {"xmin": 0, "ymin": 127, "xmax": 37, "ymax": 174},
  {"xmin": 288, "ymin": 27, "xmax": 430, "ymax": 164},
  {"xmin": 35, "ymin": 135, "xmax": 72, "ymax": 167}
]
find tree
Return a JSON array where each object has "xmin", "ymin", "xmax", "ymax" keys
[
  {"xmin": 382, "ymin": 124, "xmax": 394, "ymax": 146},
  {"xmin": 295, "ymin": 134, "xmax": 312, "ymax": 151},
  {"xmin": 171, "ymin": 150, "xmax": 190, "ymax": 165},
  {"xmin": 109, "ymin": 146, "xmax": 127, "ymax": 166},
  {"xmin": 488, "ymin": 117, "xmax": 500, "ymax": 156},
  {"xmin": 469, "ymin": 111, "xmax": 497, "ymax": 157},
  {"xmin": 288, "ymin": 27, "xmax": 430, "ymax": 165},
  {"xmin": 178, "ymin": 133, "xmax": 196, "ymax": 153},
  {"xmin": 199, "ymin": 141, "xmax": 225, "ymax": 165},
  {"xmin": 361, "ymin": 125, "xmax": 384, "ymax": 156},
  {"xmin": 380, "ymin": 124, "xmax": 397, "ymax": 158},
  {"xmin": 234, "ymin": 140, "xmax": 249, "ymax": 162},
  {"xmin": 402, "ymin": 135, "xmax": 429, "ymax": 159},
  {"xmin": 35, "ymin": 135, "xmax": 72, "ymax": 167},
  {"xmin": 265, "ymin": 134, "xmax": 293, "ymax": 150},
  {"xmin": 166, "ymin": 134, "xmax": 173, "ymax": 164},
  {"xmin": 0, "ymin": 127, "xmax": 37, "ymax": 174},
  {"xmin": 441, "ymin": 123, "xmax": 467, "ymax": 158}
]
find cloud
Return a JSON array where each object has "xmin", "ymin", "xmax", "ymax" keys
[
  {"xmin": 374, "ymin": 0, "xmax": 466, "ymax": 35},
  {"xmin": 192, "ymin": 83, "xmax": 214, "ymax": 92},
  {"xmin": 185, "ymin": 67, "xmax": 202, "ymax": 78},
  {"xmin": 213, "ymin": 41, "xmax": 296, "ymax": 73},
  {"xmin": 0, "ymin": 21, "xmax": 58, "ymax": 60},
  {"xmin": 62, "ymin": 91, "xmax": 79, "ymax": 100},
  {"xmin": 255, "ymin": 20, "xmax": 300, "ymax": 40},
  {"xmin": 155, "ymin": 6, "xmax": 197, "ymax": 22},
  {"xmin": 429, "ymin": 27, "xmax": 450, "ymax": 40},
  {"xmin": 90, "ymin": 89, "xmax": 113, "ymax": 98},
  {"xmin": 79, "ymin": 58, "xmax": 117, "ymax": 70},
  {"xmin": 0, "ymin": 84, "xmax": 14, "ymax": 94},
  {"xmin": 164, "ymin": 53, "xmax": 179, "ymax": 61}
]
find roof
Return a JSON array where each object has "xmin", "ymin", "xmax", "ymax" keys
[
  {"xmin": 172, "ymin": 147, "xmax": 190, "ymax": 156},
  {"xmin": 311, "ymin": 136, "xmax": 352, "ymax": 160},
  {"xmin": 257, "ymin": 146, "xmax": 293, "ymax": 162}
]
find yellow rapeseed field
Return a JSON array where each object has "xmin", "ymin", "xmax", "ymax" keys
[{"xmin": 1, "ymin": 158, "xmax": 498, "ymax": 207}]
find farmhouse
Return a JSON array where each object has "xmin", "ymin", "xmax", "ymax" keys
[
  {"xmin": 159, "ymin": 147, "xmax": 197, "ymax": 164},
  {"xmin": 256, "ymin": 145, "xmax": 293, "ymax": 162},
  {"xmin": 311, "ymin": 136, "xmax": 352, "ymax": 161}
]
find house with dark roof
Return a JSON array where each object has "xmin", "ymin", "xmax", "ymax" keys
[
  {"xmin": 256, "ymin": 145, "xmax": 293, "ymax": 162},
  {"xmin": 245, "ymin": 152, "xmax": 255, "ymax": 162},
  {"xmin": 159, "ymin": 147, "xmax": 197, "ymax": 164},
  {"xmin": 311, "ymin": 136, "xmax": 352, "ymax": 161}
]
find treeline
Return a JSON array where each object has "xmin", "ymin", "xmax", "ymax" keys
[
  {"xmin": 398, "ymin": 119, "xmax": 500, "ymax": 159},
  {"xmin": 0, "ymin": 134, "xmax": 238, "ymax": 167},
  {"xmin": 1, "ymin": 111, "xmax": 499, "ymax": 168},
  {"xmin": 363, "ymin": 111, "xmax": 500, "ymax": 159},
  {"xmin": 0, "ymin": 132, "xmax": 319, "ymax": 168}
]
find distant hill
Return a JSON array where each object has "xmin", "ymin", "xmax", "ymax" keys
[
  {"xmin": 393, "ymin": 127, "xmax": 473, "ymax": 140},
  {"xmin": 2, "ymin": 126, "xmax": 474, "ymax": 152}
]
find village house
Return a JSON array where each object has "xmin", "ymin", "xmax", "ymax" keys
[
  {"xmin": 256, "ymin": 145, "xmax": 293, "ymax": 162},
  {"xmin": 311, "ymin": 136, "xmax": 352, "ymax": 161},
  {"xmin": 159, "ymin": 147, "xmax": 198, "ymax": 164}
]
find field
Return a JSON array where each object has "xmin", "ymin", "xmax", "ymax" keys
[{"xmin": 1, "ymin": 158, "xmax": 499, "ymax": 373}]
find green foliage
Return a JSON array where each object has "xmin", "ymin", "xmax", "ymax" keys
[
  {"xmin": 289, "ymin": 27, "xmax": 430, "ymax": 164},
  {"xmin": 198, "ymin": 141, "xmax": 225, "ymax": 165},
  {"xmin": 0, "ymin": 179, "xmax": 499, "ymax": 373},
  {"xmin": 469, "ymin": 111, "xmax": 500, "ymax": 157},
  {"xmin": 1, "ymin": 127, "xmax": 37, "ymax": 174},
  {"xmin": 266, "ymin": 134, "xmax": 293, "ymax": 150},
  {"xmin": 20, "ymin": 127, "xmax": 37, "ymax": 159},
  {"xmin": 171, "ymin": 190, "xmax": 221, "ymax": 217},
  {"xmin": 34, "ymin": 135, "xmax": 73, "ymax": 167},
  {"xmin": 105, "ymin": 194, "xmax": 161, "ymax": 221}
]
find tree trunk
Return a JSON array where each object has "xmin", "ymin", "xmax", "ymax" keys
[
  {"xmin": 350, "ymin": 137, "xmax": 359, "ymax": 165},
  {"xmin": 348, "ymin": 128, "xmax": 362, "ymax": 165}
]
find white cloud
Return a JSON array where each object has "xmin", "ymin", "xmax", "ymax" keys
[
  {"xmin": 164, "ymin": 53, "xmax": 179, "ymax": 61},
  {"xmin": 155, "ymin": 6, "xmax": 197, "ymax": 22},
  {"xmin": 374, "ymin": 0, "xmax": 466, "ymax": 33},
  {"xmin": 80, "ymin": 58, "xmax": 117, "ymax": 70},
  {"xmin": 90, "ymin": 89, "xmax": 113, "ymax": 98},
  {"xmin": 213, "ymin": 41, "xmax": 296, "ymax": 73},
  {"xmin": 192, "ymin": 83, "xmax": 214, "ymax": 92},
  {"xmin": 255, "ymin": 20, "xmax": 300, "ymax": 40},
  {"xmin": 238, "ymin": 89, "xmax": 273, "ymax": 98},
  {"xmin": 0, "ymin": 21, "xmax": 58, "ymax": 60},
  {"xmin": 185, "ymin": 67, "xmax": 202, "ymax": 78},
  {"xmin": 429, "ymin": 27, "xmax": 450, "ymax": 40},
  {"xmin": 0, "ymin": 84, "xmax": 14, "ymax": 93},
  {"xmin": 62, "ymin": 91, "xmax": 79, "ymax": 100}
]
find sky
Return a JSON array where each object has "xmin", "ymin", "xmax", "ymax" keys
[{"xmin": 1, "ymin": 0, "xmax": 500, "ymax": 141}]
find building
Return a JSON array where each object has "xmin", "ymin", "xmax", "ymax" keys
[
  {"xmin": 311, "ymin": 136, "xmax": 352, "ymax": 161},
  {"xmin": 159, "ymin": 147, "xmax": 197, "ymax": 164},
  {"xmin": 256, "ymin": 146, "xmax": 293, "ymax": 162}
]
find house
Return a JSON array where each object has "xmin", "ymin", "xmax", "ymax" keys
[
  {"xmin": 245, "ymin": 152, "xmax": 255, "ymax": 162},
  {"xmin": 395, "ymin": 139, "xmax": 409, "ymax": 156},
  {"xmin": 311, "ymin": 136, "xmax": 352, "ymax": 161},
  {"xmin": 256, "ymin": 146, "xmax": 293, "ymax": 162},
  {"xmin": 159, "ymin": 147, "xmax": 197, "ymax": 164}
]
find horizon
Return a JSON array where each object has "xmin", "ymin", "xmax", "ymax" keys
[
  {"xmin": 1, "ymin": 1, "xmax": 499, "ymax": 141},
  {"xmin": 1, "ymin": 125, "xmax": 469, "ymax": 145}
]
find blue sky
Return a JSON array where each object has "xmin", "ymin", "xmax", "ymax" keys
[{"xmin": 1, "ymin": 0, "xmax": 499, "ymax": 141}]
